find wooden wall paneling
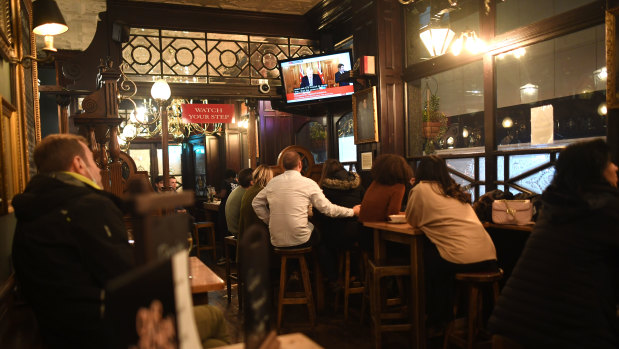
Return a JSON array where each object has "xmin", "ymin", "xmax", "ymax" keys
[
  {"xmin": 225, "ymin": 130, "xmax": 241, "ymax": 172},
  {"xmin": 376, "ymin": 0, "xmax": 404, "ymax": 155},
  {"xmin": 259, "ymin": 100, "xmax": 294, "ymax": 166},
  {"xmin": 206, "ymin": 134, "xmax": 221, "ymax": 188}
]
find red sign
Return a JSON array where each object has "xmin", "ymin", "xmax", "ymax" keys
[{"xmin": 181, "ymin": 104, "xmax": 235, "ymax": 123}]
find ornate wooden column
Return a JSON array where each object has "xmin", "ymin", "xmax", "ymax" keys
[
  {"xmin": 71, "ymin": 58, "xmax": 124, "ymax": 196},
  {"xmin": 246, "ymin": 98, "xmax": 258, "ymax": 168}
]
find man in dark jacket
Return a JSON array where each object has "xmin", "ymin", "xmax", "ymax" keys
[{"xmin": 12, "ymin": 134, "xmax": 134, "ymax": 348}]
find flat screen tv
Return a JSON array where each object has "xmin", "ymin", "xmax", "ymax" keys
[{"xmin": 278, "ymin": 50, "xmax": 354, "ymax": 104}]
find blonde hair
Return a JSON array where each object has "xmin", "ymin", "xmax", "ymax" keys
[{"xmin": 252, "ymin": 165, "xmax": 274, "ymax": 188}]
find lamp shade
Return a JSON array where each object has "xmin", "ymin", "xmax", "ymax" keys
[
  {"xmin": 151, "ymin": 79, "xmax": 171, "ymax": 101},
  {"xmin": 420, "ymin": 27, "xmax": 455, "ymax": 57},
  {"xmin": 32, "ymin": 0, "xmax": 68, "ymax": 36}
]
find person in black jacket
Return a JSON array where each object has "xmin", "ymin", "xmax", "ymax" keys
[
  {"xmin": 488, "ymin": 139, "xmax": 619, "ymax": 348},
  {"xmin": 314, "ymin": 159, "xmax": 365, "ymax": 288},
  {"xmin": 12, "ymin": 134, "xmax": 135, "ymax": 348}
]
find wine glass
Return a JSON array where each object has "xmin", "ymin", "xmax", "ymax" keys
[{"xmin": 187, "ymin": 232, "xmax": 194, "ymax": 279}]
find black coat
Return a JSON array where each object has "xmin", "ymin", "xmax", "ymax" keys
[
  {"xmin": 314, "ymin": 171, "xmax": 364, "ymax": 249},
  {"xmin": 488, "ymin": 183, "xmax": 619, "ymax": 348},
  {"xmin": 12, "ymin": 172, "xmax": 134, "ymax": 348}
]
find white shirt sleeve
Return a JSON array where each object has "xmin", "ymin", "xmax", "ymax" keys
[
  {"xmin": 308, "ymin": 180, "xmax": 354, "ymax": 218},
  {"xmin": 252, "ymin": 188, "xmax": 270, "ymax": 224}
]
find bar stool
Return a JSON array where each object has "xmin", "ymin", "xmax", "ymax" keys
[
  {"xmin": 273, "ymin": 246, "xmax": 316, "ymax": 330},
  {"xmin": 193, "ymin": 222, "xmax": 216, "ymax": 261},
  {"xmin": 223, "ymin": 235, "xmax": 242, "ymax": 308},
  {"xmin": 443, "ymin": 269, "xmax": 504, "ymax": 349},
  {"xmin": 335, "ymin": 248, "xmax": 367, "ymax": 321},
  {"xmin": 366, "ymin": 259, "xmax": 412, "ymax": 349}
]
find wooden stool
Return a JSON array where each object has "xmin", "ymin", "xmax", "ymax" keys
[
  {"xmin": 335, "ymin": 248, "xmax": 367, "ymax": 321},
  {"xmin": 193, "ymin": 222, "xmax": 216, "ymax": 261},
  {"xmin": 366, "ymin": 259, "xmax": 412, "ymax": 349},
  {"xmin": 273, "ymin": 246, "xmax": 316, "ymax": 331},
  {"xmin": 444, "ymin": 269, "xmax": 504, "ymax": 349},
  {"xmin": 224, "ymin": 235, "xmax": 242, "ymax": 308}
]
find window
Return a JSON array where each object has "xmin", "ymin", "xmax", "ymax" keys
[
  {"xmin": 495, "ymin": 25, "xmax": 606, "ymax": 148},
  {"xmin": 408, "ymin": 60, "xmax": 484, "ymax": 156},
  {"xmin": 496, "ymin": 0, "xmax": 595, "ymax": 35},
  {"xmin": 296, "ymin": 119, "xmax": 327, "ymax": 164},
  {"xmin": 336, "ymin": 113, "xmax": 356, "ymax": 162}
]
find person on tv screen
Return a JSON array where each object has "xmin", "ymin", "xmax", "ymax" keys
[
  {"xmin": 335, "ymin": 63, "xmax": 351, "ymax": 86},
  {"xmin": 300, "ymin": 64, "xmax": 324, "ymax": 88}
]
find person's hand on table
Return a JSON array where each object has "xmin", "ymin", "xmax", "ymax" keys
[{"xmin": 352, "ymin": 204, "xmax": 361, "ymax": 216}]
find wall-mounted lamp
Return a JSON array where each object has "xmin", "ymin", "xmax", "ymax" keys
[
  {"xmin": 520, "ymin": 83, "xmax": 539, "ymax": 103},
  {"xmin": 451, "ymin": 30, "xmax": 485, "ymax": 56},
  {"xmin": 420, "ymin": 24, "xmax": 455, "ymax": 57},
  {"xmin": 11, "ymin": 0, "xmax": 68, "ymax": 66},
  {"xmin": 502, "ymin": 117, "xmax": 513, "ymax": 128}
]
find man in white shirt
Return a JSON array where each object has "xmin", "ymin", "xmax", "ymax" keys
[{"xmin": 253, "ymin": 151, "xmax": 360, "ymax": 248}]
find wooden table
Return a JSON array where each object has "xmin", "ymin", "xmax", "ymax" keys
[
  {"xmin": 214, "ymin": 333, "xmax": 323, "ymax": 349},
  {"xmin": 482, "ymin": 221, "xmax": 534, "ymax": 232},
  {"xmin": 204, "ymin": 201, "xmax": 221, "ymax": 212},
  {"xmin": 190, "ymin": 256, "xmax": 225, "ymax": 304},
  {"xmin": 363, "ymin": 221, "xmax": 426, "ymax": 349}
]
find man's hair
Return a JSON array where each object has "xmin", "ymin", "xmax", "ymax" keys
[
  {"xmin": 224, "ymin": 169, "xmax": 237, "ymax": 179},
  {"xmin": 34, "ymin": 134, "xmax": 88, "ymax": 173},
  {"xmin": 237, "ymin": 168, "xmax": 254, "ymax": 188},
  {"xmin": 371, "ymin": 153, "xmax": 413, "ymax": 185},
  {"xmin": 338, "ymin": 63, "xmax": 344, "ymax": 68},
  {"xmin": 282, "ymin": 151, "xmax": 301, "ymax": 170},
  {"xmin": 252, "ymin": 165, "xmax": 274, "ymax": 188},
  {"xmin": 154, "ymin": 175, "xmax": 164, "ymax": 183}
]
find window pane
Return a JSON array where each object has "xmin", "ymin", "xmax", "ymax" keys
[
  {"xmin": 128, "ymin": 149, "xmax": 151, "ymax": 174},
  {"xmin": 407, "ymin": 60, "xmax": 484, "ymax": 156},
  {"xmin": 495, "ymin": 25, "xmax": 606, "ymax": 148},
  {"xmin": 296, "ymin": 119, "xmax": 327, "ymax": 164},
  {"xmin": 496, "ymin": 0, "xmax": 595, "ymax": 35},
  {"xmin": 337, "ymin": 113, "xmax": 356, "ymax": 162},
  {"xmin": 405, "ymin": 0, "xmax": 480, "ymax": 65},
  {"xmin": 157, "ymin": 145, "xmax": 183, "ymax": 176}
]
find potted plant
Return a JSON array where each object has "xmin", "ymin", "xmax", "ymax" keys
[
  {"xmin": 422, "ymin": 94, "xmax": 445, "ymax": 139},
  {"xmin": 422, "ymin": 94, "xmax": 448, "ymax": 154}
]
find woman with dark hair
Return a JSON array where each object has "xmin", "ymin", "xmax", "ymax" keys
[
  {"xmin": 488, "ymin": 139, "xmax": 619, "ymax": 348},
  {"xmin": 405, "ymin": 155, "xmax": 497, "ymax": 330},
  {"xmin": 314, "ymin": 159, "xmax": 365, "ymax": 286},
  {"xmin": 359, "ymin": 154, "xmax": 414, "ymax": 222}
]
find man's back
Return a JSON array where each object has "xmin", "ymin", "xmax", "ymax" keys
[
  {"xmin": 12, "ymin": 172, "xmax": 134, "ymax": 348},
  {"xmin": 253, "ymin": 170, "xmax": 353, "ymax": 247}
]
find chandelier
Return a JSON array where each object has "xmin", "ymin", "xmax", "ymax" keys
[{"xmin": 117, "ymin": 66, "xmax": 223, "ymax": 150}]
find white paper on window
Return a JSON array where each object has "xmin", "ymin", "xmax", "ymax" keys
[{"xmin": 530, "ymin": 104, "xmax": 554, "ymax": 145}]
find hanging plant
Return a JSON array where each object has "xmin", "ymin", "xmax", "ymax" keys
[{"xmin": 422, "ymin": 94, "xmax": 448, "ymax": 154}]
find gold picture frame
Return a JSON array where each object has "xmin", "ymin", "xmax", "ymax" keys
[
  {"xmin": 0, "ymin": 0, "xmax": 15, "ymax": 60},
  {"xmin": 352, "ymin": 86, "xmax": 379, "ymax": 144},
  {"xmin": 607, "ymin": 8, "xmax": 619, "ymax": 109}
]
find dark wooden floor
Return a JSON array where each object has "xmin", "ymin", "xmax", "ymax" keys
[{"xmin": 200, "ymin": 255, "xmax": 444, "ymax": 349}]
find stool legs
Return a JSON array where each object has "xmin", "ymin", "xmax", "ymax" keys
[
  {"xmin": 277, "ymin": 256, "xmax": 288, "ymax": 330},
  {"xmin": 299, "ymin": 256, "xmax": 316, "ymax": 327},
  {"xmin": 276, "ymin": 253, "xmax": 316, "ymax": 331}
]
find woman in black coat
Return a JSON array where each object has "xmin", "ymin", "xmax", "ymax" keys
[
  {"xmin": 314, "ymin": 159, "xmax": 365, "ymax": 286},
  {"xmin": 488, "ymin": 139, "xmax": 619, "ymax": 348}
]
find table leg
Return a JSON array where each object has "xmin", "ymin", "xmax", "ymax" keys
[{"xmin": 410, "ymin": 238, "xmax": 425, "ymax": 349}]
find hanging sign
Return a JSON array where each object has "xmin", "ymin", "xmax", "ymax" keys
[{"xmin": 181, "ymin": 104, "xmax": 235, "ymax": 123}]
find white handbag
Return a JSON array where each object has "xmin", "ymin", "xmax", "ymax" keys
[{"xmin": 491, "ymin": 200, "xmax": 533, "ymax": 225}]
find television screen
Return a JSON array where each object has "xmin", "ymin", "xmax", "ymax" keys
[{"xmin": 279, "ymin": 51, "xmax": 354, "ymax": 104}]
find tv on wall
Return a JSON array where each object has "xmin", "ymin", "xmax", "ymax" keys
[{"xmin": 278, "ymin": 50, "xmax": 354, "ymax": 104}]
